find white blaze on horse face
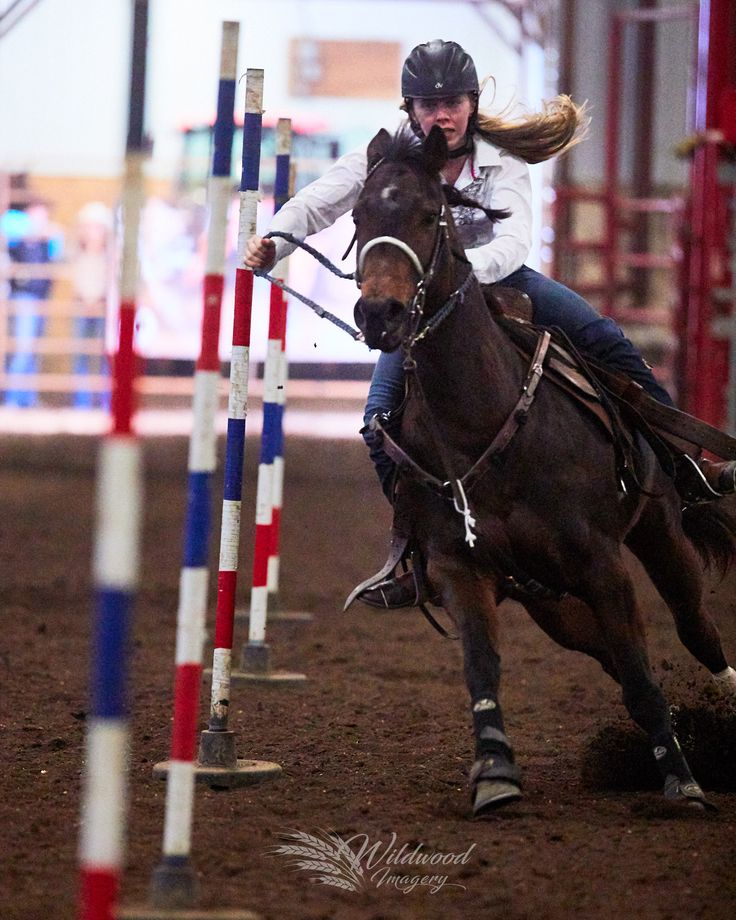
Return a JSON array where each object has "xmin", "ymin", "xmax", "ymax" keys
[{"xmin": 381, "ymin": 184, "xmax": 399, "ymax": 201}]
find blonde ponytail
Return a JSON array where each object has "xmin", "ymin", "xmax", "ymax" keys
[{"xmin": 475, "ymin": 94, "xmax": 589, "ymax": 164}]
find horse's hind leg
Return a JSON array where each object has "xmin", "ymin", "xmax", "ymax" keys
[
  {"xmin": 431, "ymin": 561, "xmax": 522, "ymax": 816},
  {"xmin": 521, "ymin": 594, "xmax": 619, "ymax": 682},
  {"xmin": 626, "ymin": 500, "xmax": 736, "ymax": 696},
  {"xmin": 582, "ymin": 550, "xmax": 711, "ymax": 809}
]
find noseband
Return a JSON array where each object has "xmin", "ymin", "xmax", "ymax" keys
[{"xmin": 356, "ymin": 197, "xmax": 463, "ymax": 353}]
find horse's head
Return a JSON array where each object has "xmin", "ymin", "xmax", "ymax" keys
[{"xmin": 353, "ymin": 125, "xmax": 452, "ymax": 351}]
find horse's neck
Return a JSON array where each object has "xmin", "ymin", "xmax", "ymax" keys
[{"xmin": 412, "ymin": 283, "xmax": 524, "ymax": 438}]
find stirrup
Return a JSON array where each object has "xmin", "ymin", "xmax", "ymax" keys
[
  {"xmin": 345, "ymin": 540, "xmax": 457, "ymax": 638},
  {"xmin": 354, "ymin": 568, "xmax": 424, "ymax": 610},
  {"xmin": 343, "ymin": 533, "xmax": 409, "ymax": 611},
  {"xmin": 674, "ymin": 454, "xmax": 724, "ymax": 505}
]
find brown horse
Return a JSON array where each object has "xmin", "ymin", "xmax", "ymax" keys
[{"xmin": 351, "ymin": 125, "xmax": 736, "ymax": 816}]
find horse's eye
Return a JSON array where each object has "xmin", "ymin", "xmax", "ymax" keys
[{"xmin": 421, "ymin": 212, "xmax": 437, "ymax": 226}]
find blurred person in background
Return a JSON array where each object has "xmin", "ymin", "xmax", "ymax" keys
[
  {"xmin": 71, "ymin": 201, "xmax": 114, "ymax": 409},
  {"xmin": 3, "ymin": 198, "xmax": 63, "ymax": 407}
]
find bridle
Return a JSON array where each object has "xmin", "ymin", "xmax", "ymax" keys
[{"xmin": 355, "ymin": 165, "xmax": 473, "ymax": 356}]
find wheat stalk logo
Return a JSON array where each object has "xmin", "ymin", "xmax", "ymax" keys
[{"xmin": 270, "ymin": 829, "xmax": 365, "ymax": 891}]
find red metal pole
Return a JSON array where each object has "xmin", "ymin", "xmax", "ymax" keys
[
  {"xmin": 604, "ymin": 13, "xmax": 623, "ymax": 319},
  {"xmin": 683, "ymin": 0, "xmax": 735, "ymax": 424}
]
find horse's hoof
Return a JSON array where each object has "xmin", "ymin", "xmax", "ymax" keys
[
  {"xmin": 469, "ymin": 754, "xmax": 523, "ymax": 816},
  {"xmin": 472, "ymin": 779, "xmax": 523, "ymax": 816},
  {"xmin": 663, "ymin": 776, "xmax": 717, "ymax": 814}
]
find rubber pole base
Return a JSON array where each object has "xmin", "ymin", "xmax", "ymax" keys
[
  {"xmin": 152, "ymin": 758, "xmax": 282, "ymax": 789},
  {"xmin": 228, "ymin": 668, "xmax": 308, "ymax": 688},
  {"xmin": 202, "ymin": 665, "xmax": 307, "ymax": 688},
  {"xmin": 235, "ymin": 606, "xmax": 313, "ymax": 623},
  {"xmin": 198, "ymin": 729, "xmax": 237, "ymax": 770},
  {"xmin": 118, "ymin": 905, "xmax": 261, "ymax": 919}
]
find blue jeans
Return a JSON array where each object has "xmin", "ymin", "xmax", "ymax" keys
[
  {"xmin": 5, "ymin": 293, "xmax": 45, "ymax": 407},
  {"xmin": 72, "ymin": 314, "xmax": 110, "ymax": 408},
  {"xmin": 362, "ymin": 265, "xmax": 674, "ymax": 496}
]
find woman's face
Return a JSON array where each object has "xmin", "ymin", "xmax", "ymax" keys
[{"xmin": 412, "ymin": 94, "xmax": 474, "ymax": 150}]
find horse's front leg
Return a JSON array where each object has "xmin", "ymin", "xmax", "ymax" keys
[{"xmin": 431, "ymin": 559, "xmax": 522, "ymax": 815}]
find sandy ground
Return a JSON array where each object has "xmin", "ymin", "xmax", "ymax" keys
[{"xmin": 1, "ymin": 434, "xmax": 735, "ymax": 920}]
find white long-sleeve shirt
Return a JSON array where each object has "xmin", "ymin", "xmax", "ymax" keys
[{"xmin": 269, "ymin": 132, "xmax": 532, "ymax": 284}]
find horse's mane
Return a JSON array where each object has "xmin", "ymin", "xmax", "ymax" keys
[
  {"xmin": 373, "ymin": 128, "xmax": 510, "ymax": 225},
  {"xmin": 376, "ymin": 127, "xmax": 424, "ymax": 167}
]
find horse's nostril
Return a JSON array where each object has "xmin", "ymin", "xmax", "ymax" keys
[{"xmin": 386, "ymin": 299, "xmax": 405, "ymax": 321}]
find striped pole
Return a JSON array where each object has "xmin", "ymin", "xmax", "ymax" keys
[
  {"xmin": 77, "ymin": 2, "xmax": 147, "ymax": 918},
  {"xmin": 265, "ymin": 126, "xmax": 292, "ymax": 608},
  {"xmin": 146, "ymin": 22, "xmax": 242, "ymax": 909},
  {"xmin": 196, "ymin": 68, "xmax": 283, "ymax": 778},
  {"xmin": 235, "ymin": 158, "xmax": 312, "ymax": 628},
  {"xmin": 235, "ymin": 120, "xmax": 305, "ymax": 686},
  {"xmin": 264, "ymin": 159, "xmax": 313, "ymax": 622}
]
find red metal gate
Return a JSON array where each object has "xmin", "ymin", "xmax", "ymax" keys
[{"xmin": 553, "ymin": 1, "xmax": 736, "ymax": 429}]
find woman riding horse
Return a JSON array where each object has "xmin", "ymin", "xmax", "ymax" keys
[
  {"xmin": 246, "ymin": 39, "xmax": 736, "ymax": 609},
  {"xmin": 348, "ymin": 122, "xmax": 736, "ymax": 813}
]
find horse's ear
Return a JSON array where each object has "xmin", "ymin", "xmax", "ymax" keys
[
  {"xmin": 422, "ymin": 125, "xmax": 449, "ymax": 175},
  {"xmin": 366, "ymin": 128, "xmax": 392, "ymax": 170}
]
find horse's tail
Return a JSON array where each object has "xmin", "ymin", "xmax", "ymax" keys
[{"xmin": 682, "ymin": 501, "xmax": 736, "ymax": 577}]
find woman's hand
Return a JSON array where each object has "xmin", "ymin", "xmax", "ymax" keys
[{"xmin": 244, "ymin": 235, "xmax": 276, "ymax": 272}]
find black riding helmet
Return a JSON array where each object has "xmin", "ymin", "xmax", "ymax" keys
[
  {"xmin": 402, "ymin": 40, "xmax": 479, "ymax": 157},
  {"xmin": 401, "ymin": 40, "xmax": 479, "ymax": 99}
]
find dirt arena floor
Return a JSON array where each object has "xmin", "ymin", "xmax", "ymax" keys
[{"xmin": 2, "ymin": 433, "xmax": 736, "ymax": 920}]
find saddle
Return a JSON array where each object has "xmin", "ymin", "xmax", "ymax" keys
[{"xmin": 486, "ymin": 285, "xmax": 736, "ymax": 471}]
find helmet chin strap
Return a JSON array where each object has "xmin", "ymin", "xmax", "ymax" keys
[{"xmin": 448, "ymin": 136, "xmax": 473, "ymax": 159}]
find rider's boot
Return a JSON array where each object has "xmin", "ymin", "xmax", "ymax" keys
[
  {"xmin": 699, "ymin": 458, "xmax": 736, "ymax": 494},
  {"xmin": 358, "ymin": 568, "xmax": 426, "ymax": 609},
  {"xmin": 346, "ymin": 490, "xmax": 441, "ymax": 610},
  {"xmin": 357, "ymin": 554, "xmax": 440, "ymax": 609}
]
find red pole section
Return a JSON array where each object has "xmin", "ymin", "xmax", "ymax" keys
[{"xmin": 684, "ymin": 0, "xmax": 734, "ymax": 424}]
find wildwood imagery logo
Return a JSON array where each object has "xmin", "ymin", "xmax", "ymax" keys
[{"xmin": 270, "ymin": 829, "xmax": 476, "ymax": 894}]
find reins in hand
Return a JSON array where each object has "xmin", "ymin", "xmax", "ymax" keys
[{"xmin": 253, "ymin": 231, "xmax": 364, "ymax": 342}]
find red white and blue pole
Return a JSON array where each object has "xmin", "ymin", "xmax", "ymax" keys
[
  {"xmin": 205, "ymin": 66, "xmax": 263, "ymax": 718},
  {"xmin": 77, "ymin": 2, "xmax": 147, "ymax": 918},
  {"xmin": 236, "ymin": 121, "xmax": 305, "ymax": 685},
  {"xmin": 265, "ymin": 128, "xmax": 291, "ymax": 603},
  {"xmin": 147, "ymin": 22, "xmax": 239, "ymax": 908},
  {"xmin": 247, "ymin": 119, "xmax": 291, "ymax": 651},
  {"xmin": 195, "ymin": 69, "xmax": 284, "ymax": 772}
]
